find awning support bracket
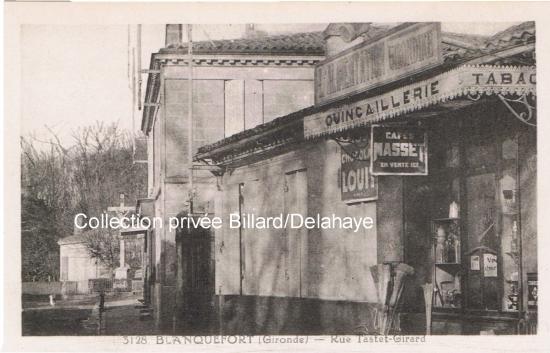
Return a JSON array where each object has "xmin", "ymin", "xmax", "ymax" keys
[
  {"xmin": 497, "ymin": 93, "xmax": 536, "ymax": 127},
  {"xmin": 467, "ymin": 92, "xmax": 482, "ymax": 101}
]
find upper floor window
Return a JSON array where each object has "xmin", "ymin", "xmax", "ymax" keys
[{"xmin": 224, "ymin": 79, "xmax": 314, "ymax": 137}]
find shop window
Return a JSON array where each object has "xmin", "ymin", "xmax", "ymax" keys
[
  {"xmin": 446, "ymin": 142, "xmax": 460, "ymax": 168},
  {"xmin": 466, "ymin": 140, "xmax": 496, "ymax": 170},
  {"xmin": 406, "ymin": 108, "xmax": 526, "ymax": 314},
  {"xmin": 465, "ymin": 117, "xmax": 497, "ymax": 171},
  {"xmin": 465, "ymin": 173, "xmax": 499, "ymax": 310}
]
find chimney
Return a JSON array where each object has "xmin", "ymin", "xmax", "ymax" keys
[
  {"xmin": 244, "ymin": 23, "xmax": 267, "ymax": 39},
  {"xmin": 323, "ymin": 23, "xmax": 372, "ymax": 57},
  {"xmin": 166, "ymin": 24, "xmax": 184, "ymax": 48}
]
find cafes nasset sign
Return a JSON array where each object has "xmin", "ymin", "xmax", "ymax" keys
[
  {"xmin": 370, "ymin": 125, "xmax": 428, "ymax": 175},
  {"xmin": 339, "ymin": 125, "xmax": 427, "ymax": 202}
]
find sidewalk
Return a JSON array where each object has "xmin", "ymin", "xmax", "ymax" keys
[
  {"xmin": 23, "ymin": 293, "xmax": 98, "ymax": 310},
  {"xmin": 23, "ymin": 292, "xmax": 161, "ymax": 335},
  {"xmin": 99, "ymin": 294, "xmax": 159, "ymax": 335}
]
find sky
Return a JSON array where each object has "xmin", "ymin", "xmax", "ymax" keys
[{"xmin": 20, "ymin": 22, "xmax": 520, "ymax": 149}]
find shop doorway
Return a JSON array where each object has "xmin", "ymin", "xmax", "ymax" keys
[{"xmin": 175, "ymin": 220, "xmax": 215, "ymax": 333}]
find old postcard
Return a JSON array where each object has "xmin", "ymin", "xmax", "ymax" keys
[{"xmin": 3, "ymin": 1, "xmax": 549, "ymax": 352}]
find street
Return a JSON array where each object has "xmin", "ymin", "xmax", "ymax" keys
[{"xmin": 22, "ymin": 292, "xmax": 157, "ymax": 336}]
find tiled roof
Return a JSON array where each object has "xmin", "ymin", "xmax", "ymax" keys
[
  {"xmin": 196, "ymin": 22, "xmax": 536, "ymax": 158},
  {"xmin": 445, "ymin": 32, "xmax": 489, "ymax": 47},
  {"xmin": 58, "ymin": 234, "xmax": 87, "ymax": 245},
  {"xmin": 485, "ymin": 21, "xmax": 535, "ymax": 50},
  {"xmin": 159, "ymin": 28, "xmax": 487, "ymax": 60},
  {"xmin": 195, "ymin": 105, "xmax": 314, "ymax": 159},
  {"xmin": 441, "ymin": 32, "xmax": 489, "ymax": 63},
  {"xmin": 144, "ymin": 24, "xmax": 503, "ymax": 135},
  {"xmin": 161, "ymin": 31, "xmax": 325, "ymax": 55}
]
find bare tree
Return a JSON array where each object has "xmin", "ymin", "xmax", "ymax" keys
[{"xmin": 20, "ymin": 122, "xmax": 147, "ymax": 281}]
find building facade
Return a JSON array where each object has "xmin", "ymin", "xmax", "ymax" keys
[
  {"xmin": 196, "ymin": 22, "xmax": 537, "ymax": 335},
  {"xmin": 139, "ymin": 25, "xmax": 326, "ymax": 330},
  {"xmin": 58, "ymin": 234, "xmax": 109, "ymax": 294}
]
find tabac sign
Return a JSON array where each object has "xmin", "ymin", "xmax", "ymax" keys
[
  {"xmin": 315, "ymin": 22, "xmax": 443, "ymax": 105},
  {"xmin": 304, "ymin": 65, "xmax": 536, "ymax": 139},
  {"xmin": 371, "ymin": 125, "xmax": 428, "ymax": 175},
  {"xmin": 341, "ymin": 141, "xmax": 378, "ymax": 203}
]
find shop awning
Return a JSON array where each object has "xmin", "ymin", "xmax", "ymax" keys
[{"xmin": 304, "ymin": 65, "xmax": 536, "ymax": 139}]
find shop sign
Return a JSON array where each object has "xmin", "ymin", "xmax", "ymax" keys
[
  {"xmin": 527, "ymin": 272, "xmax": 538, "ymax": 309},
  {"xmin": 483, "ymin": 253, "xmax": 498, "ymax": 277},
  {"xmin": 304, "ymin": 65, "xmax": 536, "ymax": 139},
  {"xmin": 470, "ymin": 255, "xmax": 480, "ymax": 271},
  {"xmin": 341, "ymin": 141, "xmax": 378, "ymax": 203},
  {"xmin": 370, "ymin": 125, "xmax": 427, "ymax": 175},
  {"xmin": 315, "ymin": 22, "xmax": 442, "ymax": 105}
]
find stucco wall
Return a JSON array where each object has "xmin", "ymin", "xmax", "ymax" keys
[
  {"xmin": 59, "ymin": 243, "xmax": 102, "ymax": 293},
  {"xmin": 161, "ymin": 64, "xmax": 315, "ymax": 139},
  {"xmin": 216, "ymin": 139, "xmax": 379, "ymax": 303},
  {"xmin": 146, "ymin": 60, "xmax": 318, "ymax": 321}
]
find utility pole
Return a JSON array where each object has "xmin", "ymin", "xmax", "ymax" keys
[{"xmin": 187, "ymin": 24, "xmax": 194, "ymax": 214}]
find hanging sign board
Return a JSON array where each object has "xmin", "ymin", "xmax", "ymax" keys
[
  {"xmin": 341, "ymin": 141, "xmax": 378, "ymax": 203},
  {"xmin": 315, "ymin": 22, "xmax": 443, "ymax": 105},
  {"xmin": 483, "ymin": 253, "xmax": 498, "ymax": 277},
  {"xmin": 304, "ymin": 65, "xmax": 536, "ymax": 139},
  {"xmin": 370, "ymin": 125, "xmax": 428, "ymax": 175}
]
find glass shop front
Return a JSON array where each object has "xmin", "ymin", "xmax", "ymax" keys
[{"xmin": 400, "ymin": 98, "xmax": 537, "ymax": 334}]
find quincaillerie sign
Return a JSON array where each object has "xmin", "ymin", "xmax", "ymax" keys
[
  {"xmin": 315, "ymin": 22, "xmax": 442, "ymax": 105},
  {"xmin": 371, "ymin": 125, "xmax": 428, "ymax": 175},
  {"xmin": 341, "ymin": 141, "xmax": 378, "ymax": 203},
  {"xmin": 304, "ymin": 65, "xmax": 536, "ymax": 139}
]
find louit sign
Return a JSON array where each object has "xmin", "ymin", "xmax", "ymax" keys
[
  {"xmin": 315, "ymin": 22, "xmax": 443, "ymax": 105},
  {"xmin": 341, "ymin": 141, "xmax": 378, "ymax": 202}
]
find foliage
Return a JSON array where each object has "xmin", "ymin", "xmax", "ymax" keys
[
  {"xmin": 20, "ymin": 122, "xmax": 147, "ymax": 281},
  {"xmin": 21, "ymin": 196, "xmax": 60, "ymax": 281},
  {"xmin": 83, "ymin": 228, "xmax": 120, "ymax": 275}
]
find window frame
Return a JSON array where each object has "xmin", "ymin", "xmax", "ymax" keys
[{"xmin": 405, "ymin": 104, "xmax": 524, "ymax": 316}]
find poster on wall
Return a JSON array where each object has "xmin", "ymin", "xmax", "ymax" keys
[
  {"xmin": 527, "ymin": 272, "xmax": 538, "ymax": 309},
  {"xmin": 341, "ymin": 140, "xmax": 378, "ymax": 203},
  {"xmin": 370, "ymin": 125, "xmax": 428, "ymax": 175},
  {"xmin": 470, "ymin": 255, "xmax": 480, "ymax": 270},
  {"xmin": 483, "ymin": 253, "xmax": 498, "ymax": 277}
]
